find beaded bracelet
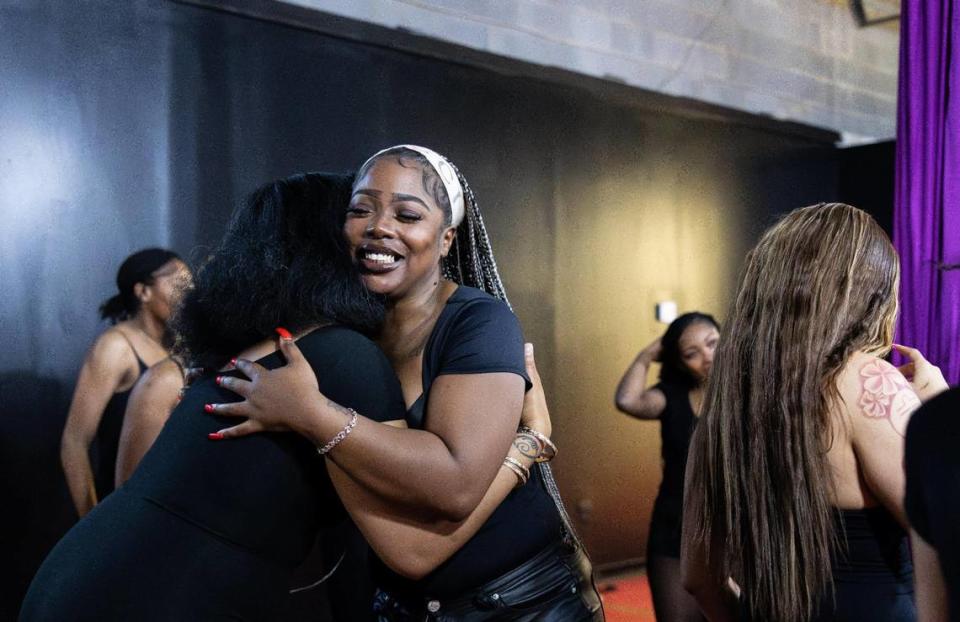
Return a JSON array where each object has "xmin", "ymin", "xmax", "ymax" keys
[
  {"xmin": 502, "ymin": 456, "xmax": 530, "ymax": 486},
  {"xmin": 517, "ymin": 426, "xmax": 557, "ymax": 462},
  {"xmin": 317, "ymin": 409, "xmax": 359, "ymax": 455}
]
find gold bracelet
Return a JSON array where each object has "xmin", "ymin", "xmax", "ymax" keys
[
  {"xmin": 502, "ymin": 456, "xmax": 530, "ymax": 486},
  {"xmin": 517, "ymin": 426, "xmax": 557, "ymax": 462}
]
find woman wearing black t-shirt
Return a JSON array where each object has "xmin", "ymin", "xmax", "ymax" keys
[
  {"xmin": 616, "ymin": 312, "xmax": 718, "ymax": 622},
  {"xmin": 214, "ymin": 146, "xmax": 603, "ymax": 620}
]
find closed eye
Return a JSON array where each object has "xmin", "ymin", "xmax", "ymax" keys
[{"xmin": 397, "ymin": 211, "xmax": 423, "ymax": 222}]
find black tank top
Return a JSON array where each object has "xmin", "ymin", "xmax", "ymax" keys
[
  {"xmin": 94, "ymin": 333, "xmax": 147, "ymax": 499},
  {"xmin": 739, "ymin": 507, "xmax": 915, "ymax": 622},
  {"xmin": 811, "ymin": 507, "xmax": 915, "ymax": 621}
]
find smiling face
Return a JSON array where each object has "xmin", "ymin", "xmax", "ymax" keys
[
  {"xmin": 344, "ymin": 158, "xmax": 456, "ymax": 300},
  {"xmin": 677, "ymin": 321, "xmax": 720, "ymax": 382}
]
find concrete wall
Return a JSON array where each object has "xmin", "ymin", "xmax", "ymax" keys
[{"xmin": 281, "ymin": 0, "xmax": 899, "ymax": 142}]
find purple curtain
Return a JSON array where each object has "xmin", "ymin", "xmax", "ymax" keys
[{"xmin": 894, "ymin": 0, "xmax": 960, "ymax": 384}]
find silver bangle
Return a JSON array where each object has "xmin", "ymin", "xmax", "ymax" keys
[
  {"xmin": 502, "ymin": 456, "xmax": 530, "ymax": 486},
  {"xmin": 317, "ymin": 409, "xmax": 359, "ymax": 455}
]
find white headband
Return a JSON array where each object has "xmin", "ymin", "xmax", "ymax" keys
[{"xmin": 362, "ymin": 144, "xmax": 465, "ymax": 227}]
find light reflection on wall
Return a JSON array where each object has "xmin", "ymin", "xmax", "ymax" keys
[
  {"xmin": 548, "ymin": 132, "xmax": 752, "ymax": 563},
  {"xmin": 0, "ymin": 7, "xmax": 173, "ymax": 379}
]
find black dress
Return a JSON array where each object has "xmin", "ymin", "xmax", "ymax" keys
[
  {"xmin": 811, "ymin": 508, "xmax": 915, "ymax": 621},
  {"xmin": 647, "ymin": 382, "xmax": 697, "ymax": 559},
  {"xmin": 372, "ymin": 286, "xmax": 602, "ymax": 621},
  {"xmin": 94, "ymin": 335, "xmax": 147, "ymax": 499},
  {"xmin": 738, "ymin": 508, "xmax": 915, "ymax": 622},
  {"xmin": 21, "ymin": 326, "xmax": 405, "ymax": 621}
]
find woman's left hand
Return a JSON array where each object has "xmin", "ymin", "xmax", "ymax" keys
[
  {"xmin": 207, "ymin": 332, "xmax": 324, "ymax": 439},
  {"xmin": 520, "ymin": 343, "xmax": 551, "ymax": 438},
  {"xmin": 893, "ymin": 343, "xmax": 949, "ymax": 402}
]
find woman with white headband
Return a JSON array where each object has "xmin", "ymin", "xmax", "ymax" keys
[{"xmin": 212, "ymin": 145, "xmax": 604, "ymax": 620}]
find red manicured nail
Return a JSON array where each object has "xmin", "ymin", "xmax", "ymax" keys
[
  {"xmin": 230, "ymin": 358, "xmax": 238, "ymax": 367},
  {"xmin": 208, "ymin": 432, "xmax": 224, "ymax": 441},
  {"xmin": 204, "ymin": 404, "xmax": 215, "ymax": 413},
  {"xmin": 275, "ymin": 327, "xmax": 293, "ymax": 340},
  {"xmin": 215, "ymin": 376, "xmax": 223, "ymax": 386}
]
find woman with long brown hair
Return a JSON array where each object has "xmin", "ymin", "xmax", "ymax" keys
[{"xmin": 681, "ymin": 203, "xmax": 947, "ymax": 622}]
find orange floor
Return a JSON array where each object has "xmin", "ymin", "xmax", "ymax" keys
[{"xmin": 598, "ymin": 570, "xmax": 656, "ymax": 622}]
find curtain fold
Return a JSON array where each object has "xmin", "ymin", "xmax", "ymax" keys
[{"xmin": 894, "ymin": 0, "xmax": 960, "ymax": 384}]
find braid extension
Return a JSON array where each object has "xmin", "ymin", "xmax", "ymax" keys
[{"xmin": 445, "ymin": 164, "xmax": 581, "ymax": 546}]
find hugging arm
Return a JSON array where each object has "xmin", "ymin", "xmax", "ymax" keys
[
  {"xmin": 115, "ymin": 358, "xmax": 183, "ymax": 486},
  {"xmin": 331, "ymin": 343, "xmax": 551, "ymax": 578},
  {"xmin": 216, "ymin": 349, "xmax": 523, "ymax": 522},
  {"xmin": 214, "ymin": 306, "xmax": 532, "ymax": 522}
]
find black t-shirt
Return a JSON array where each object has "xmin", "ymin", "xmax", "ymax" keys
[
  {"xmin": 376, "ymin": 286, "xmax": 564, "ymax": 598},
  {"xmin": 904, "ymin": 387, "xmax": 960, "ymax": 620},
  {"xmin": 124, "ymin": 325, "xmax": 406, "ymax": 567}
]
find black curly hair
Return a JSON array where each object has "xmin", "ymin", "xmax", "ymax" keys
[{"xmin": 172, "ymin": 172, "xmax": 383, "ymax": 370}]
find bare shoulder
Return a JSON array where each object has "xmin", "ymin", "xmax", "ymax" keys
[
  {"xmin": 87, "ymin": 327, "xmax": 136, "ymax": 367},
  {"xmin": 839, "ymin": 351, "xmax": 920, "ymax": 438}
]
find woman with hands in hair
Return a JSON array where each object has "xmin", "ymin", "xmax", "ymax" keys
[{"xmin": 616, "ymin": 312, "xmax": 718, "ymax": 622}]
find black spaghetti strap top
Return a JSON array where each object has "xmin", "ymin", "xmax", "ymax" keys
[{"xmin": 94, "ymin": 332, "xmax": 147, "ymax": 499}]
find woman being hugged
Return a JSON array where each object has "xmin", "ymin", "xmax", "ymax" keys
[
  {"xmin": 681, "ymin": 203, "xmax": 948, "ymax": 622},
  {"xmin": 215, "ymin": 145, "xmax": 603, "ymax": 620},
  {"xmin": 616, "ymin": 312, "xmax": 718, "ymax": 622},
  {"xmin": 22, "ymin": 174, "xmax": 410, "ymax": 621}
]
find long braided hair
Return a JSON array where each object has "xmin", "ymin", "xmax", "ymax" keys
[
  {"xmin": 356, "ymin": 147, "xmax": 581, "ymax": 542},
  {"xmin": 445, "ymin": 162, "xmax": 580, "ymax": 543}
]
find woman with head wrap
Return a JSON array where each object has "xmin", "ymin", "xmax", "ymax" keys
[
  {"xmin": 60, "ymin": 248, "xmax": 190, "ymax": 517},
  {"xmin": 214, "ymin": 145, "xmax": 604, "ymax": 620}
]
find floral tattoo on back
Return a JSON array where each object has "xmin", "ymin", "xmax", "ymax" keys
[{"xmin": 858, "ymin": 360, "xmax": 920, "ymax": 437}]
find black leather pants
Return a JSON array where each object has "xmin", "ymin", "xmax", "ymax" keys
[{"xmin": 373, "ymin": 540, "xmax": 604, "ymax": 621}]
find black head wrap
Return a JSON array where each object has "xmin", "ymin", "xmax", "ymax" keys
[{"xmin": 99, "ymin": 248, "xmax": 180, "ymax": 323}]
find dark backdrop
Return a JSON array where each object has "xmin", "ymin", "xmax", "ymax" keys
[{"xmin": 1, "ymin": 0, "xmax": 889, "ymax": 615}]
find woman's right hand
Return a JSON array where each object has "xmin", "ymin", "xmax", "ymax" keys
[
  {"xmin": 893, "ymin": 344, "xmax": 949, "ymax": 402},
  {"xmin": 519, "ymin": 343, "xmax": 551, "ymax": 438},
  {"xmin": 211, "ymin": 331, "xmax": 339, "ymax": 439}
]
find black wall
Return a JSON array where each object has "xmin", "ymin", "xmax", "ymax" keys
[
  {"xmin": 838, "ymin": 141, "xmax": 896, "ymax": 236},
  {"xmin": 1, "ymin": 0, "xmax": 863, "ymax": 614}
]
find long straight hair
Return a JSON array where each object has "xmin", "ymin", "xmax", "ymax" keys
[{"xmin": 685, "ymin": 203, "xmax": 900, "ymax": 622}]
